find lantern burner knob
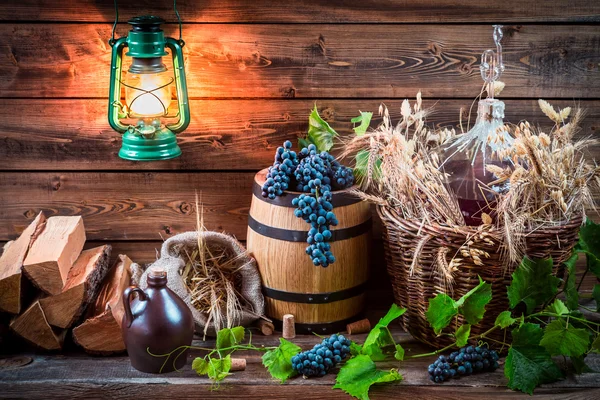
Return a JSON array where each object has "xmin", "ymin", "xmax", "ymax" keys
[{"xmin": 128, "ymin": 16, "xmax": 165, "ymax": 32}]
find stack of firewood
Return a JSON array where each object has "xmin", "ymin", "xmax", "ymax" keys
[{"xmin": 0, "ymin": 212, "xmax": 134, "ymax": 354}]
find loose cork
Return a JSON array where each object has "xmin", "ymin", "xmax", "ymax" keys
[
  {"xmin": 256, "ymin": 319, "xmax": 274, "ymax": 336},
  {"xmin": 346, "ymin": 318, "xmax": 371, "ymax": 335},
  {"xmin": 230, "ymin": 358, "xmax": 246, "ymax": 371},
  {"xmin": 282, "ymin": 314, "xmax": 296, "ymax": 339}
]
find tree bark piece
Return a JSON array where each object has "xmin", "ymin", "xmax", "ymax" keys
[
  {"xmin": 9, "ymin": 300, "xmax": 65, "ymax": 351},
  {"xmin": 39, "ymin": 245, "xmax": 112, "ymax": 329},
  {"xmin": 72, "ymin": 254, "xmax": 132, "ymax": 355},
  {"xmin": 23, "ymin": 216, "xmax": 86, "ymax": 295},
  {"xmin": 0, "ymin": 212, "xmax": 46, "ymax": 314}
]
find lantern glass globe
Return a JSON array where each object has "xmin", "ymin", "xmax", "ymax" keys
[{"xmin": 124, "ymin": 69, "xmax": 173, "ymax": 118}]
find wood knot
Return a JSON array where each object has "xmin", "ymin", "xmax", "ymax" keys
[
  {"xmin": 321, "ymin": 107, "xmax": 335, "ymax": 120},
  {"xmin": 427, "ymin": 41, "xmax": 442, "ymax": 56},
  {"xmin": 24, "ymin": 209, "xmax": 37, "ymax": 219},
  {"xmin": 163, "ymin": 226, "xmax": 172, "ymax": 235},
  {"xmin": 281, "ymin": 87, "xmax": 296, "ymax": 98},
  {"xmin": 458, "ymin": 63, "xmax": 472, "ymax": 74},
  {"xmin": 179, "ymin": 202, "xmax": 192, "ymax": 215},
  {"xmin": 0, "ymin": 356, "xmax": 32, "ymax": 370},
  {"xmin": 282, "ymin": 112, "xmax": 291, "ymax": 121},
  {"xmin": 51, "ymin": 177, "xmax": 61, "ymax": 191}
]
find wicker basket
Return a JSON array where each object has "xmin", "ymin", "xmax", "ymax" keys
[{"xmin": 378, "ymin": 205, "xmax": 582, "ymax": 348}]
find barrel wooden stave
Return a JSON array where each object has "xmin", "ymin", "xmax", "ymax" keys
[{"xmin": 247, "ymin": 169, "xmax": 371, "ymax": 332}]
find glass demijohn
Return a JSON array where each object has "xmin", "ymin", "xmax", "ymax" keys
[{"xmin": 441, "ymin": 26, "xmax": 513, "ymax": 225}]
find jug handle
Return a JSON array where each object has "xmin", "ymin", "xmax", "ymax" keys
[{"xmin": 123, "ymin": 286, "xmax": 148, "ymax": 328}]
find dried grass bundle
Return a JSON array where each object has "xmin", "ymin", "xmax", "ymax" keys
[
  {"xmin": 341, "ymin": 93, "xmax": 463, "ymax": 227},
  {"xmin": 179, "ymin": 194, "xmax": 250, "ymax": 338},
  {"xmin": 488, "ymin": 100, "xmax": 600, "ymax": 264}
]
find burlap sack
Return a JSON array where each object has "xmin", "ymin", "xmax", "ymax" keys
[{"xmin": 131, "ymin": 231, "xmax": 264, "ymax": 336}]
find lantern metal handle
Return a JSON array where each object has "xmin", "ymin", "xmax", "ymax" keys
[
  {"xmin": 165, "ymin": 37, "xmax": 190, "ymax": 134},
  {"xmin": 108, "ymin": 37, "xmax": 128, "ymax": 133}
]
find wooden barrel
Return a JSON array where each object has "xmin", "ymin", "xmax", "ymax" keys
[{"xmin": 247, "ymin": 168, "xmax": 371, "ymax": 334}]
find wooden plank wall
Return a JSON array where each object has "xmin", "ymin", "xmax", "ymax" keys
[{"xmin": 1, "ymin": 1, "xmax": 599, "ymax": 295}]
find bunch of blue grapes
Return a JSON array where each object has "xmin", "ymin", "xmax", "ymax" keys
[
  {"xmin": 294, "ymin": 145, "xmax": 334, "ymax": 193},
  {"xmin": 428, "ymin": 345, "xmax": 500, "ymax": 383},
  {"xmin": 261, "ymin": 140, "xmax": 299, "ymax": 199},
  {"xmin": 332, "ymin": 165, "xmax": 354, "ymax": 190},
  {"xmin": 292, "ymin": 192, "xmax": 338, "ymax": 267},
  {"xmin": 291, "ymin": 334, "xmax": 352, "ymax": 377}
]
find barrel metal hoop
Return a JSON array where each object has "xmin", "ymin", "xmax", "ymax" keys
[
  {"xmin": 252, "ymin": 181, "xmax": 363, "ymax": 208},
  {"xmin": 262, "ymin": 282, "xmax": 367, "ymax": 304},
  {"xmin": 272, "ymin": 315, "xmax": 363, "ymax": 335},
  {"xmin": 248, "ymin": 215, "xmax": 372, "ymax": 242}
]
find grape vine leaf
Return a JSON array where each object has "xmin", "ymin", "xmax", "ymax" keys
[
  {"xmin": 576, "ymin": 219, "xmax": 600, "ymax": 278},
  {"xmin": 505, "ymin": 323, "xmax": 563, "ymax": 395},
  {"xmin": 507, "ymin": 257, "xmax": 561, "ymax": 314},
  {"xmin": 544, "ymin": 299, "xmax": 570, "ymax": 316},
  {"xmin": 262, "ymin": 338, "xmax": 301, "ymax": 383},
  {"xmin": 333, "ymin": 354, "xmax": 402, "ymax": 400},
  {"xmin": 425, "ymin": 293, "xmax": 457, "ymax": 335},
  {"xmin": 593, "ymin": 284, "xmax": 600, "ymax": 312},
  {"xmin": 351, "ymin": 111, "xmax": 373, "ymax": 136},
  {"xmin": 354, "ymin": 150, "xmax": 382, "ymax": 183},
  {"xmin": 495, "ymin": 311, "xmax": 517, "ymax": 329},
  {"xmin": 563, "ymin": 251, "xmax": 580, "ymax": 310},
  {"xmin": 455, "ymin": 324, "xmax": 471, "ymax": 347},
  {"xmin": 216, "ymin": 326, "xmax": 245, "ymax": 352},
  {"xmin": 192, "ymin": 357, "xmax": 210, "ymax": 376},
  {"xmin": 571, "ymin": 355, "xmax": 594, "ymax": 374},
  {"xmin": 361, "ymin": 304, "xmax": 406, "ymax": 361},
  {"xmin": 207, "ymin": 355, "xmax": 232, "ymax": 382},
  {"xmin": 591, "ymin": 335, "xmax": 600, "ymax": 354},
  {"xmin": 455, "ymin": 276, "xmax": 492, "ymax": 325},
  {"xmin": 394, "ymin": 344, "xmax": 405, "ymax": 361},
  {"xmin": 307, "ymin": 104, "xmax": 338, "ymax": 152},
  {"xmin": 539, "ymin": 319, "xmax": 590, "ymax": 357}
]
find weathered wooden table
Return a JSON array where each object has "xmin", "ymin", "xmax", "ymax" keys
[{"xmin": 1, "ymin": 323, "xmax": 599, "ymax": 399}]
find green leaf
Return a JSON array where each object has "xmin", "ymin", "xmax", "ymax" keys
[
  {"xmin": 455, "ymin": 324, "xmax": 471, "ymax": 347},
  {"xmin": 505, "ymin": 323, "xmax": 563, "ymax": 395},
  {"xmin": 563, "ymin": 251, "xmax": 580, "ymax": 310},
  {"xmin": 577, "ymin": 219, "xmax": 600, "ymax": 278},
  {"xmin": 352, "ymin": 111, "xmax": 373, "ymax": 136},
  {"xmin": 591, "ymin": 335, "xmax": 600, "ymax": 354},
  {"xmin": 571, "ymin": 355, "xmax": 594, "ymax": 374},
  {"xmin": 593, "ymin": 284, "xmax": 600, "ymax": 312},
  {"xmin": 207, "ymin": 355, "xmax": 232, "ymax": 382},
  {"xmin": 216, "ymin": 326, "xmax": 245, "ymax": 352},
  {"xmin": 362, "ymin": 304, "xmax": 406, "ymax": 361},
  {"xmin": 394, "ymin": 344, "xmax": 405, "ymax": 361},
  {"xmin": 495, "ymin": 311, "xmax": 517, "ymax": 329},
  {"xmin": 298, "ymin": 136, "xmax": 312, "ymax": 149},
  {"xmin": 350, "ymin": 341, "xmax": 363, "ymax": 356},
  {"xmin": 307, "ymin": 104, "xmax": 337, "ymax": 152},
  {"xmin": 333, "ymin": 355, "xmax": 402, "ymax": 400},
  {"xmin": 540, "ymin": 319, "xmax": 590, "ymax": 357},
  {"xmin": 261, "ymin": 338, "xmax": 301, "ymax": 383},
  {"xmin": 192, "ymin": 357, "xmax": 210, "ymax": 376},
  {"xmin": 544, "ymin": 299, "xmax": 570, "ymax": 316},
  {"xmin": 354, "ymin": 149, "xmax": 382, "ymax": 183},
  {"xmin": 455, "ymin": 276, "xmax": 492, "ymax": 325},
  {"xmin": 507, "ymin": 257, "xmax": 561, "ymax": 314},
  {"xmin": 425, "ymin": 293, "xmax": 458, "ymax": 335}
]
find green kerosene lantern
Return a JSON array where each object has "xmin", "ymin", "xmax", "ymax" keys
[{"xmin": 108, "ymin": 15, "xmax": 190, "ymax": 161}]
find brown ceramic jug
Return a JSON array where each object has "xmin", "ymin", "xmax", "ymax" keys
[{"xmin": 122, "ymin": 268, "xmax": 194, "ymax": 373}]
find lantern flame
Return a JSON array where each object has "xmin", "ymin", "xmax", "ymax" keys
[{"xmin": 125, "ymin": 71, "xmax": 173, "ymax": 118}]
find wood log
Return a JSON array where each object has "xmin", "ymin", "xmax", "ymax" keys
[
  {"xmin": 39, "ymin": 245, "xmax": 112, "ymax": 329},
  {"xmin": 72, "ymin": 254, "xmax": 132, "ymax": 355},
  {"xmin": 23, "ymin": 216, "xmax": 86, "ymax": 295},
  {"xmin": 9, "ymin": 300, "xmax": 65, "ymax": 351},
  {"xmin": 0, "ymin": 212, "xmax": 46, "ymax": 314}
]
